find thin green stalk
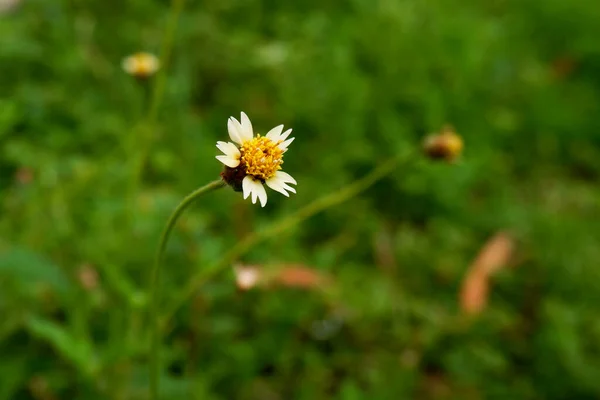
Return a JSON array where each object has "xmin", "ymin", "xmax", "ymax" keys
[
  {"xmin": 149, "ymin": 179, "xmax": 226, "ymax": 400},
  {"xmin": 160, "ymin": 152, "xmax": 415, "ymax": 327},
  {"xmin": 147, "ymin": 0, "xmax": 186, "ymax": 125},
  {"xmin": 128, "ymin": 0, "xmax": 187, "ymax": 215}
]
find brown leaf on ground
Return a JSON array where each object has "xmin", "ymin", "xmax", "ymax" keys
[
  {"xmin": 459, "ymin": 232, "xmax": 515, "ymax": 315},
  {"xmin": 273, "ymin": 265, "xmax": 329, "ymax": 289},
  {"xmin": 460, "ymin": 271, "xmax": 490, "ymax": 315},
  {"xmin": 233, "ymin": 263, "xmax": 330, "ymax": 291},
  {"xmin": 470, "ymin": 231, "xmax": 515, "ymax": 275}
]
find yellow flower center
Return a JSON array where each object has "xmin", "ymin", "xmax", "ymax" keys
[
  {"xmin": 134, "ymin": 56, "xmax": 154, "ymax": 75},
  {"xmin": 240, "ymin": 135, "xmax": 284, "ymax": 181}
]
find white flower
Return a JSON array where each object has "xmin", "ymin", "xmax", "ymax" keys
[
  {"xmin": 217, "ymin": 112, "xmax": 297, "ymax": 207},
  {"xmin": 122, "ymin": 52, "xmax": 160, "ymax": 78},
  {"xmin": 234, "ymin": 265, "xmax": 262, "ymax": 290}
]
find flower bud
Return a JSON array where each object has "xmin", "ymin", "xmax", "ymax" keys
[
  {"xmin": 423, "ymin": 125, "xmax": 463, "ymax": 162},
  {"xmin": 122, "ymin": 52, "xmax": 160, "ymax": 79}
]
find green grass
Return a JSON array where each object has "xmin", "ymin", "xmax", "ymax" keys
[{"xmin": 1, "ymin": 0, "xmax": 600, "ymax": 398}]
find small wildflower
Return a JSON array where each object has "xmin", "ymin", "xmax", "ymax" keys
[
  {"xmin": 217, "ymin": 112, "xmax": 297, "ymax": 207},
  {"xmin": 121, "ymin": 52, "xmax": 160, "ymax": 79},
  {"xmin": 234, "ymin": 265, "xmax": 262, "ymax": 290},
  {"xmin": 423, "ymin": 125, "xmax": 463, "ymax": 162}
]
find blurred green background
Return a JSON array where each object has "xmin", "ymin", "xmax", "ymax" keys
[{"xmin": 2, "ymin": 0, "xmax": 600, "ymax": 399}]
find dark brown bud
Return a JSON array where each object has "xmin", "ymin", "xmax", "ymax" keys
[{"xmin": 220, "ymin": 165, "xmax": 248, "ymax": 192}]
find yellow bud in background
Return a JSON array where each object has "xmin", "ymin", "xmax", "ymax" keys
[
  {"xmin": 122, "ymin": 52, "xmax": 160, "ymax": 79},
  {"xmin": 423, "ymin": 125, "xmax": 464, "ymax": 162}
]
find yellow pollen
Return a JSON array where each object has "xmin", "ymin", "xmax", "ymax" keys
[{"xmin": 240, "ymin": 135, "xmax": 284, "ymax": 180}]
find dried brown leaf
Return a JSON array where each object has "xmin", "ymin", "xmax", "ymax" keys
[
  {"xmin": 460, "ymin": 272, "xmax": 489, "ymax": 315},
  {"xmin": 470, "ymin": 231, "xmax": 515, "ymax": 276},
  {"xmin": 273, "ymin": 265, "xmax": 328, "ymax": 289},
  {"xmin": 459, "ymin": 232, "xmax": 515, "ymax": 315}
]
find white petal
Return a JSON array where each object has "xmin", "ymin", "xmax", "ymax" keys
[
  {"xmin": 242, "ymin": 176, "xmax": 253, "ymax": 199},
  {"xmin": 278, "ymin": 137, "xmax": 295, "ymax": 152},
  {"xmin": 216, "ymin": 141, "xmax": 240, "ymax": 158},
  {"xmin": 216, "ymin": 155, "xmax": 240, "ymax": 168},
  {"xmin": 239, "ymin": 112, "xmax": 254, "ymax": 142},
  {"xmin": 227, "ymin": 118, "xmax": 243, "ymax": 144},
  {"xmin": 266, "ymin": 171, "xmax": 297, "ymax": 196},
  {"xmin": 266, "ymin": 125, "xmax": 284, "ymax": 141},
  {"xmin": 242, "ymin": 176, "xmax": 267, "ymax": 207},
  {"xmin": 122, "ymin": 58, "xmax": 136, "ymax": 74},
  {"xmin": 279, "ymin": 128, "xmax": 293, "ymax": 142},
  {"xmin": 283, "ymin": 182, "xmax": 296, "ymax": 193},
  {"xmin": 274, "ymin": 170, "xmax": 297, "ymax": 185},
  {"xmin": 266, "ymin": 178, "xmax": 294, "ymax": 196},
  {"xmin": 276, "ymin": 180, "xmax": 297, "ymax": 194},
  {"xmin": 256, "ymin": 185, "xmax": 267, "ymax": 207}
]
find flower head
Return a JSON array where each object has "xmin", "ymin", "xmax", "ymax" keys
[
  {"xmin": 122, "ymin": 52, "xmax": 160, "ymax": 79},
  {"xmin": 423, "ymin": 125, "xmax": 463, "ymax": 162},
  {"xmin": 217, "ymin": 112, "xmax": 297, "ymax": 207}
]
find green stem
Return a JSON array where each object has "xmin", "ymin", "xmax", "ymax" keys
[
  {"xmin": 160, "ymin": 151, "xmax": 414, "ymax": 327},
  {"xmin": 128, "ymin": 0, "xmax": 186, "ymax": 217},
  {"xmin": 149, "ymin": 179, "xmax": 226, "ymax": 399},
  {"xmin": 147, "ymin": 0, "xmax": 186, "ymax": 125}
]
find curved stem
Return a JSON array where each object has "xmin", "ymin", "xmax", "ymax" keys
[
  {"xmin": 149, "ymin": 179, "xmax": 226, "ymax": 399},
  {"xmin": 160, "ymin": 151, "xmax": 416, "ymax": 327}
]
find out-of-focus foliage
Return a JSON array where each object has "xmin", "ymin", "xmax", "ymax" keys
[{"xmin": 1, "ymin": 0, "xmax": 600, "ymax": 398}]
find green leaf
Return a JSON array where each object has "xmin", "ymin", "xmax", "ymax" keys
[
  {"xmin": 0, "ymin": 247, "xmax": 72, "ymax": 298},
  {"xmin": 25, "ymin": 316, "xmax": 98, "ymax": 378}
]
